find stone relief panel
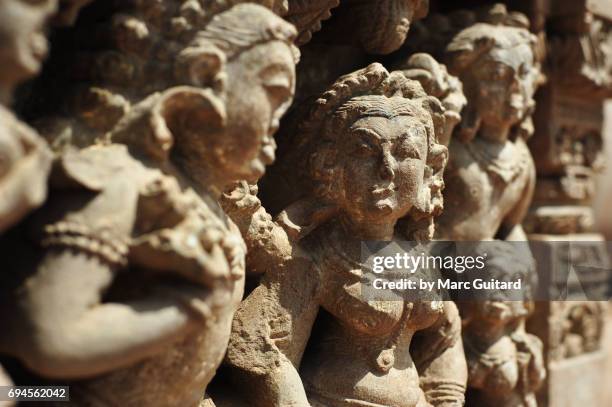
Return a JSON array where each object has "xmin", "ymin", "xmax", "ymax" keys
[
  {"xmin": 0, "ymin": 2, "xmax": 296, "ymax": 406},
  {"xmin": 524, "ymin": 4, "xmax": 611, "ymax": 404},
  {"xmin": 0, "ymin": 0, "xmax": 610, "ymax": 406},
  {"xmin": 547, "ymin": 301, "xmax": 607, "ymax": 361},
  {"xmin": 526, "ymin": 1, "xmax": 612, "ymax": 237}
]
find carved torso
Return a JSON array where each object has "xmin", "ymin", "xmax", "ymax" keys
[
  {"xmin": 300, "ymin": 222, "xmax": 449, "ymax": 407},
  {"xmin": 436, "ymin": 136, "xmax": 534, "ymax": 240},
  {"xmin": 0, "ymin": 105, "xmax": 52, "ymax": 233},
  {"xmin": 33, "ymin": 144, "xmax": 246, "ymax": 406}
]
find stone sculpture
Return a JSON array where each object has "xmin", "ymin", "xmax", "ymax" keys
[
  {"xmin": 278, "ymin": 0, "xmax": 432, "ymax": 120},
  {"xmin": 223, "ymin": 63, "xmax": 468, "ymax": 407},
  {"xmin": 0, "ymin": 0, "xmax": 609, "ymax": 406},
  {"xmin": 402, "ymin": 5, "xmax": 545, "ymax": 406},
  {"xmin": 0, "ymin": 0, "xmax": 54, "ymax": 233},
  {"xmin": 405, "ymin": 4, "xmax": 543, "ymax": 242},
  {"xmin": 458, "ymin": 242, "xmax": 545, "ymax": 407},
  {"xmin": 0, "ymin": 2, "xmax": 296, "ymax": 406}
]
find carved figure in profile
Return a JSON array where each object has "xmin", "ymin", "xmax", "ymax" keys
[
  {"xmin": 223, "ymin": 63, "xmax": 467, "ymax": 407},
  {"xmin": 405, "ymin": 4, "xmax": 543, "ymax": 241},
  {"xmin": 0, "ymin": 0, "xmax": 55, "ymax": 233},
  {"xmin": 457, "ymin": 242, "xmax": 545, "ymax": 407},
  {"xmin": 0, "ymin": 2, "xmax": 296, "ymax": 406}
]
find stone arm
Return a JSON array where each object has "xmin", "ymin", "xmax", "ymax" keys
[
  {"xmin": 411, "ymin": 302, "xmax": 468, "ymax": 407},
  {"xmin": 221, "ymin": 182, "xmax": 294, "ymax": 275},
  {"xmin": 1, "ymin": 248, "xmax": 202, "ymax": 380},
  {"xmin": 0, "ymin": 160, "xmax": 211, "ymax": 379},
  {"xmin": 224, "ymin": 254, "xmax": 321, "ymax": 407},
  {"xmin": 498, "ymin": 139, "xmax": 536, "ymax": 241},
  {"xmin": 222, "ymin": 181, "xmax": 335, "ymax": 275}
]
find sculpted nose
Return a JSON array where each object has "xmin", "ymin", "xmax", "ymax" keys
[{"xmin": 379, "ymin": 149, "xmax": 396, "ymax": 181}]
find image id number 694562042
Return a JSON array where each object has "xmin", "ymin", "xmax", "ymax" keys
[{"xmin": 0, "ymin": 386, "xmax": 69, "ymax": 402}]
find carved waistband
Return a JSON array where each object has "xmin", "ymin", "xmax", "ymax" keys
[{"xmin": 308, "ymin": 389, "xmax": 397, "ymax": 407}]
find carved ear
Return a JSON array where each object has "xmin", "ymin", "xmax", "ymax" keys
[
  {"xmin": 111, "ymin": 87, "xmax": 226, "ymax": 162},
  {"xmin": 175, "ymin": 43, "xmax": 227, "ymax": 92},
  {"xmin": 153, "ymin": 86, "xmax": 227, "ymax": 151}
]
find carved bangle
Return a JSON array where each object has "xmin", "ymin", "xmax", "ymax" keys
[
  {"xmin": 40, "ymin": 221, "xmax": 129, "ymax": 267},
  {"xmin": 422, "ymin": 380, "xmax": 466, "ymax": 405}
]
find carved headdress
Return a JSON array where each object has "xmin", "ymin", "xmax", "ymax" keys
[
  {"xmin": 35, "ymin": 1, "xmax": 298, "ymax": 157},
  {"xmin": 278, "ymin": 63, "xmax": 448, "ymax": 241}
]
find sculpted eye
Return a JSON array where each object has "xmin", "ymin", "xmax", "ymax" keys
[
  {"xmin": 351, "ymin": 128, "xmax": 381, "ymax": 157},
  {"xmin": 355, "ymin": 140, "xmax": 376, "ymax": 157},
  {"xmin": 490, "ymin": 65, "xmax": 512, "ymax": 81},
  {"xmin": 395, "ymin": 127, "xmax": 425, "ymax": 160},
  {"xmin": 394, "ymin": 139, "xmax": 421, "ymax": 160},
  {"xmin": 261, "ymin": 68, "xmax": 293, "ymax": 105}
]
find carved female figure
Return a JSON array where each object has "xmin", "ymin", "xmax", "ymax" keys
[
  {"xmin": 428, "ymin": 6, "xmax": 543, "ymax": 241},
  {"xmin": 458, "ymin": 242, "xmax": 545, "ymax": 407},
  {"xmin": 224, "ymin": 63, "xmax": 467, "ymax": 407},
  {"xmin": 0, "ymin": 3, "xmax": 296, "ymax": 406},
  {"xmin": 403, "ymin": 6, "xmax": 546, "ymax": 406}
]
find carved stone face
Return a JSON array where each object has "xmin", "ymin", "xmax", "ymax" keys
[
  {"xmin": 0, "ymin": 0, "xmax": 56, "ymax": 88},
  {"xmin": 222, "ymin": 40, "xmax": 296, "ymax": 183},
  {"xmin": 338, "ymin": 114, "xmax": 428, "ymax": 223},
  {"xmin": 474, "ymin": 45, "xmax": 536, "ymax": 129}
]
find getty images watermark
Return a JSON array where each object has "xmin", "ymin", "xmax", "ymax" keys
[{"xmin": 359, "ymin": 240, "xmax": 611, "ymax": 302}]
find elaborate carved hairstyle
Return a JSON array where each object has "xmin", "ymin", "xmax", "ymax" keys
[
  {"xmin": 286, "ymin": 63, "xmax": 448, "ymax": 241},
  {"xmin": 403, "ymin": 3, "xmax": 542, "ymax": 142},
  {"xmin": 38, "ymin": 1, "xmax": 297, "ymax": 153},
  {"xmin": 392, "ymin": 53, "xmax": 466, "ymax": 147}
]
